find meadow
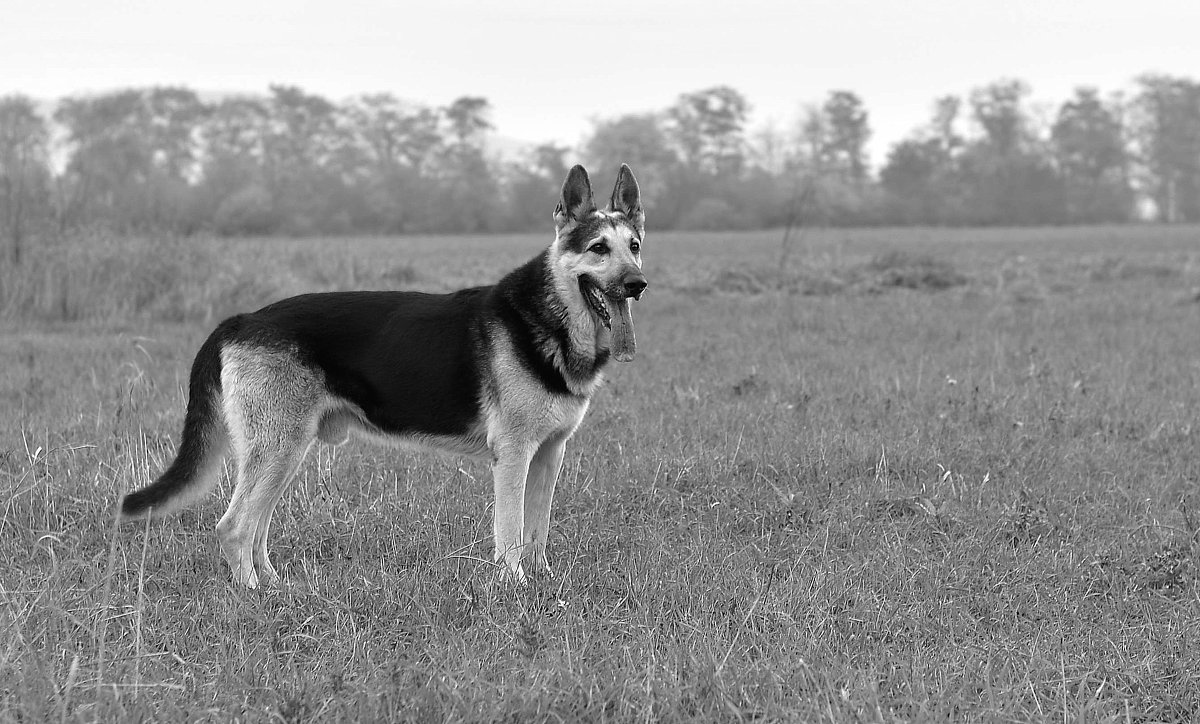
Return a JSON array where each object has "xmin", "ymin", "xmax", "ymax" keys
[{"xmin": 2, "ymin": 224, "xmax": 1199, "ymax": 722}]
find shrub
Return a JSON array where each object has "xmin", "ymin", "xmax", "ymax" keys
[
  {"xmin": 865, "ymin": 250, "xmax": 967, "ymax": 290},
  {"xmin": 213, "ymin": 185, "xmax": 279, "ymax": 236}
]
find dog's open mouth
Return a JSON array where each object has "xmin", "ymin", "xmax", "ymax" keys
[
  {"xmin": 578, "ymin": 276, "xmax": 637, "ymax": 362},
  {"xmin": 580, "ymin": 277, "xmax": 612, "ymax": 329}
]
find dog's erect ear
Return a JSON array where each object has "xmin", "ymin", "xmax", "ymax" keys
[
  {"xmin": 554, "ymin": 165, "xmax": 596, "ymax": 231},
  {"xmin": 608, "ymin": 164, "xmax": 645, "ymax": 235}
]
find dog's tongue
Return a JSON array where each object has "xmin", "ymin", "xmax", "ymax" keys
[{"xmin": 608, "ymin": 296, "xmax": 636, "ymax": 362}]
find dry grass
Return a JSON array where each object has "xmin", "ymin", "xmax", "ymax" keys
[{"xmin": 2, "ymin": 225, "xmax": 1200, "ymax": 721}]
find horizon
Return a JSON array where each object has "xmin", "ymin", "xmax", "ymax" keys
[
  {"xmin": 7, "ymin": 70, "xmax": 1189, "ymax": 171},
  {"xmin": 4, "ymin": 0, "xmax": 1199, "ymax": 166}
]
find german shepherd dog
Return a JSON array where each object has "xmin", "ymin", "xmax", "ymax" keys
[{"xmin": 121, "ymin": 164, "xmax": 647, "ymax": 587}]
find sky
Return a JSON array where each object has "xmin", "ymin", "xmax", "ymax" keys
[{"xmin": 3, "ymin": 0, "xmax": 1198, "ymax": 165}]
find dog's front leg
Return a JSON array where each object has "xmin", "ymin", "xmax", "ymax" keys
[
  {"xmin": 491, "ymin": 443, "xmax": 534, "ymax": 580},
  {"xmin": 523, "ymin": 432, "xmax": 569, "ymax": 574}
]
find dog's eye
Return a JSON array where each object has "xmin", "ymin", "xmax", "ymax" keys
[
  {"xmin": 630, "ymin": 241, "xmax": 641, "ymax": 254},
  {"xmin": 589, "ymin": 243, "xmax": 608, "ymax": 255}
]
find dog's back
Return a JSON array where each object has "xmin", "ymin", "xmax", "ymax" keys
[{"xmin": 241, "ymin": 289, "xmax": 491, "ymax": 436}]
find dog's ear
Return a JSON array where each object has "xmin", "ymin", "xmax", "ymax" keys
[
  {"xmin": 608, "ymin": 164, "xmax": 645, "ymax": 235},
  {"xmin": 554, "ymin": 165, "xmax": 596, "ymax": 231}
]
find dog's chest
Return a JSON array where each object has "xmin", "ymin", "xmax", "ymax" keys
[
  {"xmin": 540, "ymin": 393, "xmax": 590, "ymax": 437},
  {"xmin": 491, "ymin": 375, "xmax": 591, "ymax": 440}
]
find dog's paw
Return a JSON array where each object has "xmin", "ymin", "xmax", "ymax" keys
[
  {"xmin": 495, "ymin": 561, "xmax": 527, "ymax": 586},
  {"xmin": 526, "ymin": 559, "xmax": 555, "ymax": 581},
  {"xmin": 233, "ymin": 568, "xmax": 260, "ymax": 589},
  {"xmin": 255, "ymin": 566, "xmax": 280, "ymax": 588}
]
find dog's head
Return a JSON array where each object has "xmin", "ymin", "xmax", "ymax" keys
[{"xmin": 551, "ymin": 164, "xmax": 647, "ymax": 362}]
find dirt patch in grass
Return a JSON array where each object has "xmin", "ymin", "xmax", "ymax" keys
[
  {"xmin": 705, "ymin": 251, "xmax": 968, "ymax": 296},
  {"xmin": 863, "ymin": 250, "xmax": 969, "ymax": 290},
  {"xmin": 1087, "ymin": 255, "xmax": 1182, "ymax": 283},
  {"xmin": 709, "ymin": 266, "xmax": 850, "ymax": 296}
]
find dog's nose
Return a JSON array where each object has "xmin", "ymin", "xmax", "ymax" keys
[{"xmin": 624, "ymin": 276, "xmax": 648, "ymax": 299}]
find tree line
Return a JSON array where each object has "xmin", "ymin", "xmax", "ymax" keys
[{"xmin": 1, "ymin": 74, "xmax": 1198, "ymax": 260}]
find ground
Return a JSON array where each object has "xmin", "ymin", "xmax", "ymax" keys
[{"xmin": 1, "ymin": 225, "xmax": 1199, "ymax": 721}]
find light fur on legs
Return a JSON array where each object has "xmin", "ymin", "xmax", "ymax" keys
[
  {"xmin": 250, "ymin": 439, "xmax": 314, "ymax": 585},
  {"xmin": 491, "ymin": 442, "xmax": 535, "ymax": 581},
  {"xmin": 217, "ymin": 345, "xmax": 324, "ymax": 588},
  {"xmin": 522, "ymin": 432, "xmax": 569, "ymax": 574},
  {"xmin": 216, "ymin": 437, "xmax": 311, "ymax": 588}
]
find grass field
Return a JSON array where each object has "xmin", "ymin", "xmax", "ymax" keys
[{"xmin": 2, "ymin": 225, "xmax": 1200, "ymax": 721}]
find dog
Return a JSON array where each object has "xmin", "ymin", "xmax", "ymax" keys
[{"xmin": 120, "ymin": 164, "xmax": 647, "ymax": 587}]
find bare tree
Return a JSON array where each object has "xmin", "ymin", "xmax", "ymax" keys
[
  {"xmin": 1130, "ymin": 74, "xmax": 1200, "ymax": 222},
  {"xmin": 585, "ymin": 113, "xmax": 678, "ymax": 223},
  {"xmin": 969, "ymin": 79, "xmax": 1031, "ymax": 156},
  {"xmin": 667, "ymin": 86, "xmax": 750, "ymax": 176},
  {"xmin": 821, "ymin": 90, "xmax": 872, "ymax": 188},
  {"xmin": 436, "ymin": 97, "xmax": 499, "ymax": 233},
  {"xmin": 1051, "ymin": 88, "xmax": 1132, "ymax": 222},
  {"xmin": 443, "ymin": 96, "xmax": 493, "ymax": 145},
  {"xmin": 0, "ymin": 95, "xmax": 52, "ymax": 263}
]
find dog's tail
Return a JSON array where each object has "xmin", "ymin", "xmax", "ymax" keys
[{"xmin": 121, "ymin": 319, "xmax": 236, "ymax": 520}]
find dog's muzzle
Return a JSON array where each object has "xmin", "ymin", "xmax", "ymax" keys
[
  {"xmin": 623, "ymin": 270, "xmax": 647, "ymax": 300},
  {"xmin": 580, "ymin": 269, "xmax": 644, "ymax": 363}
]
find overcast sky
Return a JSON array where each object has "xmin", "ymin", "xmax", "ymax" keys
[{"xmin": 3, "ymin": 0, "xmax": 1197, "ymax": 163}]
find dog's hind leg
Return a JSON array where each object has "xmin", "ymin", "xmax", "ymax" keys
[
  {"xmin": 215, "ymin": 437, "xmax": 267, "ymax": 588},
  {"xmin": 523, "ymin": 431, "xmax": 569, "ymax": 574},
  {"xmin": 216, "ymin": 432, "xmax": 312, "ymax": 588},
  {"xmin": 216, "ymin": 345, "xmax": 323, "ymax": 588},
  {"xmin": 244, "ymin": 409, "xmax": 351, "ymax": 581},
  {"xmin": 250, "ymin": 439, "xmax": 314, "ymax": 585}
]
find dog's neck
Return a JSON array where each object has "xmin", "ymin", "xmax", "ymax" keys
[{"xmin": 491, "ymin": 250, "xmax": 607, "ymax": 398}]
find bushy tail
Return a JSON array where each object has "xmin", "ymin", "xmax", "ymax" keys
[{"xmin": 121, "ymin": 320, "xmax": 235, "ymax": 519}]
